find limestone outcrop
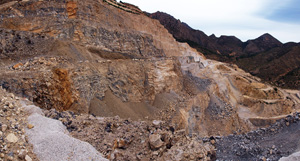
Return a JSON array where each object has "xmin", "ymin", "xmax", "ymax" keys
[{"xmin": 0, "ymin": 0, "xmax": 299, "ymax": 138}]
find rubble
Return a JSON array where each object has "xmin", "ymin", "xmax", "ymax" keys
[
  {"xmin": 216, "ymin": 112, "xmax": 300, "ymax": 160},
  {"xmin": 0, "ymin": 0, "xmax": 299, "ymax": 160},
  {"xmin": 0, "ymin": 87, "xmax": 37, "ymax": 161}
]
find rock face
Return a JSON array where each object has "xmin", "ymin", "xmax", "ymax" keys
[
  {"xmin": 0, "ymin": 0, "xmax": 299, "ymax": 139},
  {"xmin": 150, "ymin": 11, "xmax": 300, "ymax": 89}
]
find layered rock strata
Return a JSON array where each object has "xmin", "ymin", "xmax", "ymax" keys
[{"xmin": 0, "ymin": 0, "xmax": 299, "ymax": 138}]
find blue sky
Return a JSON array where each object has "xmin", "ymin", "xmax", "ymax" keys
[
  {"xmin": 266, "ymin": 0, "xmax": 300, "ymax": 24},
  {"xmin": 123, "ymin": 0, "xmax": 300, "ymax": 43}
]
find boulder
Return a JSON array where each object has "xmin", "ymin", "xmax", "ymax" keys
[{"xmin": 149, "ymin": 134, "xmax": 164, "ymax": 150}]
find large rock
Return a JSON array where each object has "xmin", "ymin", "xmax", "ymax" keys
[
  {"xmin": 149, "ymin": 134, "xmax": 164, "ymax": 150},
  {"xmin": 6, "ymin": 133, "xmax": 18, "ymax": 143},
  {"xmin": 1, "ymin": 124, "xmax": 7, "ymax": 132}
]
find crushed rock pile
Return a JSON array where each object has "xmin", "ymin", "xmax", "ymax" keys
[
  {"xmin": 0, "ymin": 87, "xmax": 36, "ymax": 161},
  {"xmin": 45, "ymin": 109, "xmax": 216, "ymax": 160},
  {"xmin": 1, "ymin": 87, "xmax": 108, "ymax": 161},
  {"xmin": 2, "ymin": 83, "xmax": 300, "ymax": 161},
  {"xmin": 216, "ymin": 112, "xmax": 300, "ymax": 160}
]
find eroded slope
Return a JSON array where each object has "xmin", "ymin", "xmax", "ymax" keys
[{"xmin": 0, "ymin": 0, "xmax": 299, "ymax": 139}]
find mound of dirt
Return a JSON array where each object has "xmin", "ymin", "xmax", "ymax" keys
[{"xmin": 89, "ymin": 90, "xmax": 159, "ymax": 121}]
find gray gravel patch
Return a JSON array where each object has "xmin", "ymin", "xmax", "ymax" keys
[{"xmin": 24, "ymin": 104, "xmax": 108, "ymax": 161}]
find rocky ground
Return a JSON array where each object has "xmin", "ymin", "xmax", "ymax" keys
[
  {"xmin": 0, "ymin": 0, "xmax": 300, "ymax": 138},
  {"xmin": 45, "ymin": 106, "xmax": 300, "ymax": 161},
  {"xmin": 1, "ymin": 0, "xmax": 300, "ymax": 160},
  {"xmin": 0, "ymin": 88, "xmax": 37, "ymax": 161},
  {"xmin": 216, "ymin": 112, "xmax": 300, "ymax": 160},
  {"xmin": 0, "ymin": 86, "xmax": 108, "ymax": 161},
  {"xmin": 2, "ymin": 84, "xmax": 300, "ymax": 161},
  {"xmin": 0, "ymin": 85, "xmax": 216, "ymax": 161},
  {"xmin": 45, "ymin": 109, "xmax": 216, "ymax": 161}
]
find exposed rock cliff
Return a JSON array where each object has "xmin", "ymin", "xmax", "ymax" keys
[
  {"xmin": 0, "ymin": 0, "xmax": 299, "ymax": 140},
  {"xmin": 150, "ymin": 11, "xmax": 300, "ymax": 89},
  {"xmin": 1, "ymin": 0, "xmax": 300, "ymax": 160}
]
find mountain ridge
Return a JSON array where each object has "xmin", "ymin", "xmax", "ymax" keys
[
  {"xmin": 0, "ymin": 0, "xmax": 300, "ymax": 160},
  {"xmin": 150, "ymin": 11, "xmax": 300, "ymax": 89}
]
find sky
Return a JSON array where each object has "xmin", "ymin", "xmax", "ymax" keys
[{"xmin": 122, "ymin": 0, "xmax": 300, "ymax": 43}]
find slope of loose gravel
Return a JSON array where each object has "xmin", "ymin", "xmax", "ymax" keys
[{"xmin": 216, "ymin": 113, "xmax": 300, "ymax": 161}]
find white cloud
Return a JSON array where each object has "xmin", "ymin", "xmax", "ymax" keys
[{"xmin": 123, "ymin": 0, "xmax": 300, "ymax": 42}]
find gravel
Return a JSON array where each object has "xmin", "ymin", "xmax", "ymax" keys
[{"xmin": 24, "ymin": 104, "xmax": 108, "ymax": 161}]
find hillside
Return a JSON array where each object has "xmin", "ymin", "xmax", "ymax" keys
[
  {"xmin": 0, "ymin": 0, "xmax": 300, "ymax": 160},
  {"xmin": 150, "ymin": 11, "xmax": 300, "ymax": 89}
]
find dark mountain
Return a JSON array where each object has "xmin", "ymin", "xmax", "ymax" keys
[
  {"xmin": 243, "ymin": 33, "xmax": 282, "ymax": 56},
  {"xmin": 150, "ymin": 11, "xmax": 300, "ymax": 89}
]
